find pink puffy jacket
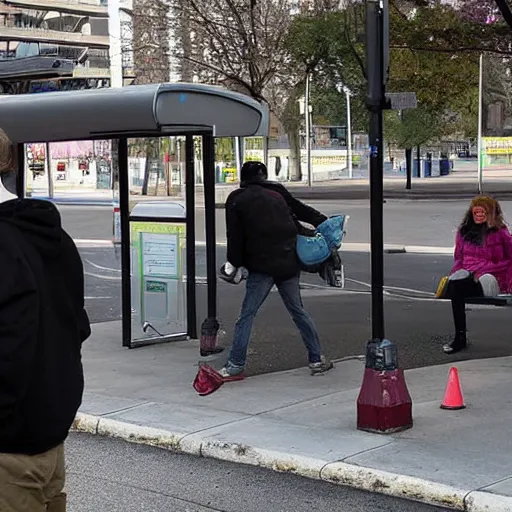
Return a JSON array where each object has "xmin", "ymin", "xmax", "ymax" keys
[{"xmin": 451, "ymin": 227, "xmax": 512, "ymax": 293}]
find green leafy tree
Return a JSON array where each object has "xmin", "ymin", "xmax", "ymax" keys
[
  {"xmin": 385, "ymin": 108, "xmax": 440, "ymax": 148},
  {"xmin": 286, "ymin": 5, "xmax": 368, "ymax": 133}
]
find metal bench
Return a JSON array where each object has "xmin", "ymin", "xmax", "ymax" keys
[{"xmin": 465, "ymin": 295, "xmax": 512, "ymax": 307}]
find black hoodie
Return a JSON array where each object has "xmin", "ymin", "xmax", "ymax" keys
[{"xmin": 0, "ymin": 199, "xmax": 90, "ymax": 455}]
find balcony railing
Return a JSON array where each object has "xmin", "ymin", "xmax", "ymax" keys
[
  {"xmin": 3, "ymin": 0, "xmax": 108, "ymax": 17},
  {"xmin": 0, "ymin": 24, "xmax": 109, "ymax": 48}
]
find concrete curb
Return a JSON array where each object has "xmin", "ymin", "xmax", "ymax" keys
[
  {"xmin": 71, "ymin": 412, "xmax": 510, "ymax": 511},
  {"xmin": 73, "ymin": 237, "xmax": 454, "ymax": 255}
]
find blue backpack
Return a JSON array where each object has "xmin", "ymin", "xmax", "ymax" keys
[{"xmin": 296, "ymin": 215, "xmax": 347, "ymax": 268}]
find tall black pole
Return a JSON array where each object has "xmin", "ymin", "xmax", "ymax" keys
[
  {"xmin": 416, "ymin": 145, "xmax": 421, "ymax": 177},
  {"xmin": 185, "ymin": 135, "xmax": 198, "ymax": 340},
  {"xmin": 405, "ymin": 147, "xmax": 412, "ymax": 190},
  {"xmin": 366, "ymin": 0, "xmax": 385, "ymax": 341}
]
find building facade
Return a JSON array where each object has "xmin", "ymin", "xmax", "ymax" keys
[{"xmin": 0, "ymin": 0, "xmax": 134, "ymax": 93}]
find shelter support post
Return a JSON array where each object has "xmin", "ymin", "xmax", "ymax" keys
[
  {"xmin": 200, "ymin": 133, "xmax": 223, "ymax": 356},
  {"xmin": 203, "ymin": 133, "xmax": 217, "ymax": 321},
  {"xmin": 118, "ymin": 137, "xmax": 131, "ymax": 348},
  {"xmin": 185, "ymin": 135, "xmax": 198, "ymax": 339}
]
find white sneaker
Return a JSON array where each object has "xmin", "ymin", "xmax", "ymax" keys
[{"xmin": 309, "ymin": 356, "xmax": 334, "ymax": 375}]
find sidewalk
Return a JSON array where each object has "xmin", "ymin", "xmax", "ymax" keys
[{"xmin": 74, "ymin": 321, "xmax": 512, "ymax": 511}]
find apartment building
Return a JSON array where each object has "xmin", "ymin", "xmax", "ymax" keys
[{"xmin": 0, "ymin": 0, "xmax": 134, "ymax": 93}]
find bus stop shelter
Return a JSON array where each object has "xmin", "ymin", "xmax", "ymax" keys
[{"xmin": 0, "ymin": 82, "xmax": 269, "ymax": 348}]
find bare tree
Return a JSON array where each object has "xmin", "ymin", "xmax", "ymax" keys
[
  {"xmin": 132, "ymin": 0, "xmax": 171, "ymax": 84},
  {"xmin": 127, "ymin": 0, "xmax": 172, "ymax": 194},
  {"xmin": 170, "ymin": 0, "xmax": 313, "ymax": 180}
]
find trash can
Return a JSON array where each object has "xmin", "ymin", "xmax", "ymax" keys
[
  {"xmin": 414, "ymin": 158, "xmax": 430, "ymax": 178},
  {"xmin": 440, "ymin": 159, "xmax": 451, "ymax": 176},
  {"xmin": 413, "ymin": 159, "xmax": 421, "ymax": 178},
  {"xmin": 424, "ymin": 159, "xmax": 432, "ymax": 177},
  {"xmin": 430, "ymin": 159, "xmax": 441, "ymax": 177},
  {"xmin": 129, "ymin": 201, "xmax": 187, "ymax": 344}
]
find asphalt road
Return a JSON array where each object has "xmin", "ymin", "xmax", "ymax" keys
[
  {"xmin": 80, "ymin": 245, "xmax": 448, "ymax": 324},
  {"xmin": 57, "ymin": 199, "xmax": 512, "ymax": 248},
  {"xmin": 80, "ymin": 245, "xmax": 512, "ymax": 375},
  {"xmin": 54, "ymin": 202, "xmax": 512, "ymax": 375},
  {"xmin": 67, "ymin": 433, "xmax": 452, "ymax": 512}
]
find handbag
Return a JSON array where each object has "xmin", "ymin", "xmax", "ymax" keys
[
  {"xmin": 435, "ymin": 276, "xmax": 449, "ymax": 299},
  {"xmin": 296, "ymin": 214, "xmax": 348, "ymax": 269},
  {"xmin": 296, "ymin": 233, "xmax": 331, "ymax": 267}
]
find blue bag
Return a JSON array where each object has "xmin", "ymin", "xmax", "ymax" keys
[
  {"xmin": 296, "ymin": 215, "xmax": 347, "ymax": 268},
  {"xmin": 316, "ymin": 215, "xmax": 347, "ymax": 250},
  {"xmin": 296, "ymin": 233, "xmax": 330, "ymax": 267}
]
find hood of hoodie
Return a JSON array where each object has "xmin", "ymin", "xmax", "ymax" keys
[{"xmin": 0, "ymin": 199, "xmax": 63, "ymax": 257}]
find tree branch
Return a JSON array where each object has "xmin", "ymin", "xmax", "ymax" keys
[
  {"xmin": 494, "ymin": 0, "xmax": 512, "ymax": 30},
  {"xmin": 391, "ymin": 44, "xmax": 512, "ymax": 55}
]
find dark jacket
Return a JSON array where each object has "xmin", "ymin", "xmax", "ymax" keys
[
  {"xmin": 0, "ymin": 199, "xmax": 90, "ymax": 455},
  {"xmin": 225, "ymin": 180, "xmax": 327, "ymax": 280}
]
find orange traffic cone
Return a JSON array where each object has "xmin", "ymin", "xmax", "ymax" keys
[{"xmin": 440, "ymin": 367, "xmax": 466, "ymax": 410}]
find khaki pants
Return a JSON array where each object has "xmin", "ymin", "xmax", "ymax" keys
[{"xmin": 0, "ymin": 443, "xmax": 66, "ymax": 512}]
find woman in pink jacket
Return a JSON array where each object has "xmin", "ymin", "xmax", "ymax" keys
[{"xmin": 444, "ymin": 195, "xmax": 512, "ymax": 354}]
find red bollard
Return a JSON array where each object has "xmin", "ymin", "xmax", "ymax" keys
[{"xmin": 357, "ymin": 340, "xmax": 413, "ymax": 434}]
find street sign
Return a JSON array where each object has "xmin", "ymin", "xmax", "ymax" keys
[{"xmin": 386, "ymin": 92, "xmax": 417, "ymax": 110}]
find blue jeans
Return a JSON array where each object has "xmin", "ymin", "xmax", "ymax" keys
[{"xmin": 227, "ymin": 273, "xmax": 322, "ymax": 369}]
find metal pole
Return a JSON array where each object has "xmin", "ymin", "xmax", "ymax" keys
[
  {"xmin": 234, "ymin": 136, "xmax": 242, "ymax": 182},
  {"xmin": 477, "ymin": 53, "xmax": 484, "ymax": 194},
  {"xmin": 262, "ymin": 135, "xmax": 269, "ymax": 167},
  {"xmin": 305, "ymin": 71, "xmax": 312, "ymax": 187},
  {"xmin": 16, "ymin": 143, "xmax": 25, "ymax": 198},
  {"xmin": 118, "ymin": 137, "xmax": 132, "ymax": 348},
  {"xmin": 346, "ymin": 88, "xmax": 353, "ymax": 179},
  {"xmin": 185, "ymin": 135, "xmax": 197, "ymax": 340},
  {"xmin": 405, "ymin": 147, "xmax": 412, "ymax": 190},
  {"xmin": 45, "ymin": 142, "xmax": 53, "ymax": 199},
  {"xmin": 203, "ymin": 133, "xmax": 217, "ymax": 320},
  {"xmin": 366, "ymin": 0, "xmax": 385, "ymax": 341}
]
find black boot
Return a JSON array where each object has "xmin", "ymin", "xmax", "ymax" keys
[{"xmin": 443, "ymin": 331, "xmax": 467, "ymax": 354}]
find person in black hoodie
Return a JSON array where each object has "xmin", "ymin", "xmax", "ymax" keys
[
  {"xmin": 0, "ymin": 131, "xmax": 90, "ymax": 512},
  {"xmin": 219, "ymin": 161, "xmax": 333, "ymax": 380}
]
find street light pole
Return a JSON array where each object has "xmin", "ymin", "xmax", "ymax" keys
[
  {"xmin": 346, "ymin": 87, "xmax": 353, "ymax": 179},
  {"xmin": 477, "ymin": 53, "xmax": 484, "ymax": 194},
  {"xmin": 357, "ymin": 0, "xmax": 413, "ymax": 436},
  {"xmin": 305, "ymin": 71, "xmax": 312, "ymax": 187},
  {"xmin": 366, "ymin": 0, "xmax": 385, "ymax": 341}
]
